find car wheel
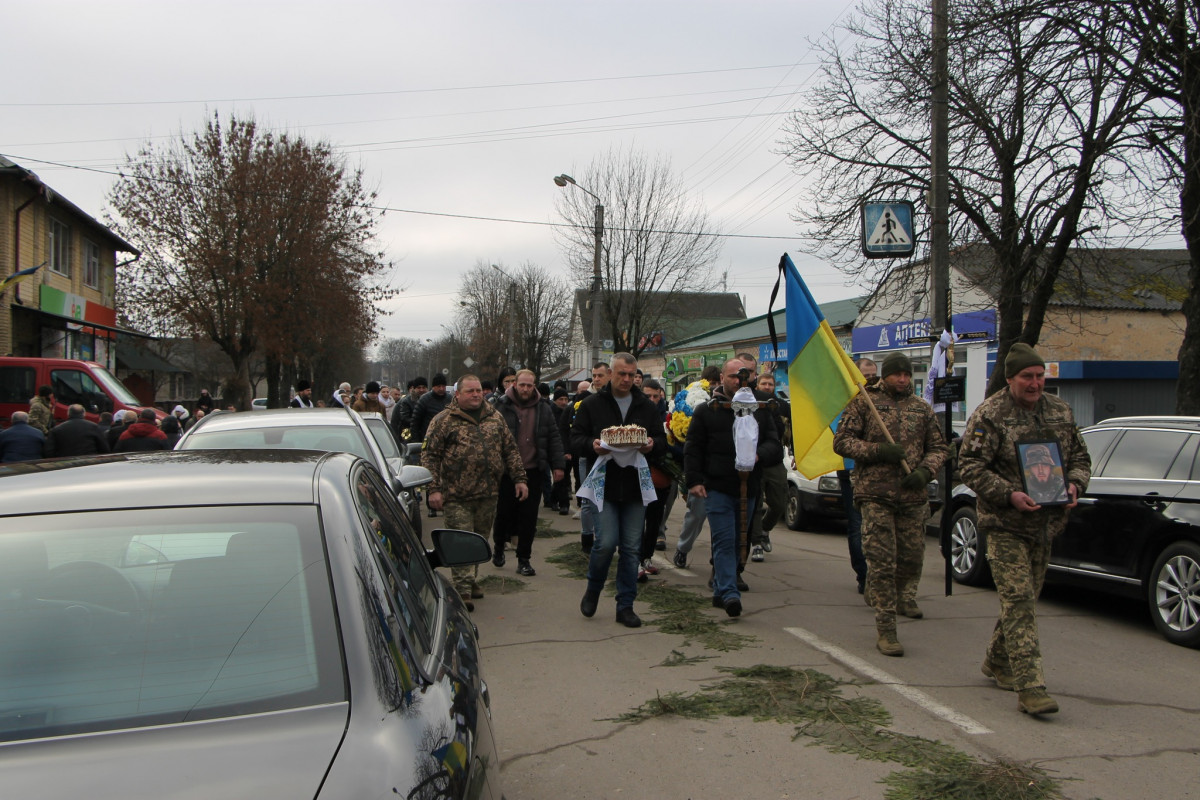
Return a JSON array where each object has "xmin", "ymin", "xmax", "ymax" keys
[
  {"xmin": 949, "ymin": 505, "xmax": 991, "ymax": 586},
  {"xmin": 785, "ymin": 485, "xmax": 804, "ymax": 531},
  {"xmin": 1147, "ymin": 540, "xmax": 1200, "ymax": 648}
]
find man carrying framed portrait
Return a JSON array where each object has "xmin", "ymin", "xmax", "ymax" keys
[{"xmin": 959, "ymin": 344, "xmax": 1091, "ymax": 717}]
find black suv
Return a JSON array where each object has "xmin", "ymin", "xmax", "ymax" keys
[{"xmin": 942, "ymin": 416, "xmax": 1200, "ymax": 648}]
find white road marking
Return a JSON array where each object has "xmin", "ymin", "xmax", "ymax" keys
[{"xmin": 785, "ymin": 626, "xmax": 993, "ymax": 735}]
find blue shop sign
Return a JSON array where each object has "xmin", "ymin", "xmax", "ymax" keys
[{"xmin": 851, "ymin": 309, "xmax": 996, "ymax": 353}]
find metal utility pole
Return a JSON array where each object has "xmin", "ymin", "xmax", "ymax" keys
[{"xmin": 554, "ymin": 174, "xmax": 605, "ymax": 367}]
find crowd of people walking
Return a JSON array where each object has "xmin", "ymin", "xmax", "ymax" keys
[{"xmin": 0, "ymin": 342, "xmax": 1089, "ymax": 717}]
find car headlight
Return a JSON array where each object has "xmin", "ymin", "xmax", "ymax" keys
[{"xmin": 817, "ymin": 476, "xmax": 840, "ymax": 493}]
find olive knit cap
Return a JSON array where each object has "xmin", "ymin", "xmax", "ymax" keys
[
  {"xmin": 881, "ymin": 352, "xmax": 913, "ymax": 379},
  {"xmin": 1004, "ymin": 343, "xmax": 1045, "ymax": 378}
]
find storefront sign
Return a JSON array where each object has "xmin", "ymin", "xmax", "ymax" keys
[{"xmin": 851, "ymin": 309, "xmax": 996, "ymax": 353}]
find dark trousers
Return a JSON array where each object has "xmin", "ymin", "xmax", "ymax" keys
[
  {"xmin": 839, "ymin": 470, "xmax": 868, "ymax": 585},
  {"xmin": 640, "ymin": 483, "xmax": 673, "ymax": 560},
  {"xmin": 494, "ymin": 471, "xmax": 543, "ymax": 561}
]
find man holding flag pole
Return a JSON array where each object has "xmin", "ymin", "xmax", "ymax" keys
[{"xmin": 769, "ymin": 253, "xmax": 947, "ymax": 657}]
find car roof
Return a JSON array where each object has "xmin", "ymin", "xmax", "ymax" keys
[
  {"xmin": 0, "ymin": 450, "xmax": 345, "ymax": 517},
  {"xmin": 190, "ymin": 407, "xmax": 360, "ymax": 432},
  {"xmin": 1086, "ymin": 416, "xmax": 1200, "ymax": 433}
]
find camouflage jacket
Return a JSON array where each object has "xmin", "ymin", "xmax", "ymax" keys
[
  {"xmin": 28, "ymin": 396, "xmax": 54, "ymax": 434},
  {"xmin": 421, "ymin": 399, "xmax": 527, "ymax": 503},
  {"xmin": 958, "ymin": 389, "xmax": 1090, "ymax": 541},
  {"xmin": 832, "ymin": 383, "xmax": 949, "ymax": 504}
]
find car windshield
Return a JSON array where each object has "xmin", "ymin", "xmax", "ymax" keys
[
  {"xmin": 0, "ymin": 506, "xmax": 344, "ymax": 742},
  {"xmin": 181, "ymin": 423, "xmax": 374, "ymax": 460},
  {"xmin": 89, "ymin": 365, "xmax": 143, "ymax": 406}
]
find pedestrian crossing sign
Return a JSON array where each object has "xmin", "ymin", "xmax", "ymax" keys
[{"xmin": 861, "ymin": 201, "xmax": 915, "ymax": 259}]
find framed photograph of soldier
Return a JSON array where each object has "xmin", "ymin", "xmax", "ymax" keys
[{"xmin": 1017, "ymin": 440, "xmax": 1070, "ymax": 506}]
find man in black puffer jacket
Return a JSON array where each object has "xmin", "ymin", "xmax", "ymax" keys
[
  {"xmin": 684, "ymin": 358, "xmax": 784, "ymax": 618},
  {"xmin": 571, "ymin": 354, "xmax": 665, "ymax": 628},
  {"xmin": 493, "ymin": 369, "xmax": 565, "ymax": 576}
]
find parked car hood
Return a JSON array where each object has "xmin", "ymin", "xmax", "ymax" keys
[{"xmin": 0, "ymin": 703, "xmax": 348, "ymax": 800}]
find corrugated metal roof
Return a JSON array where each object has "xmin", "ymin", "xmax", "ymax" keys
[{"xmin": 667, "ymin": 296, "xmax": 866, "ymax": 351}]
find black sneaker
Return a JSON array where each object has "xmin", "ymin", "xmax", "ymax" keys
[
  {"xmin": 673, "ymin": 550, "xmax": 687, "ymax": 569},
  {"xmin": 615, "ymin": 607, "xmax": 642, "ymax": 628},
  {"xmin": 559, "ymin": 505, "xmax": 570, "ymax": 516},
  {"xmin": 737, "ymin": 576, "xmax": 749, "ymax": 592},
  {"xmin": 580, "ymin": 591, "xmax": 599, "ymax": 618},
  {"xmin": 655, "ymin": 535, "xmax": 667, "ymax": 551},
  {"xmin": 492, "ymin": 545, "xmax": 506, "ymax": 568},
  {"xmin": 724, "ymin": 597, "xmax": 742, "ymax": 617},
  {"xmin": 516, "ymin": 560, "xmax": 536, "ymax": 577}
]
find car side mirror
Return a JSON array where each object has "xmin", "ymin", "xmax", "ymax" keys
[
  {"xmin": 427, "ymin": 528, "xmax": 491, "ymax": 569},
  {"xmin": 397, "ymin": 464, "xmax": 432, "ymax": 490}
]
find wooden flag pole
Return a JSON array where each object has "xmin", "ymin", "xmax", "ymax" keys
[{"xmin": 856, "ymin": 383, "xmax": 913, "ymax": 474}]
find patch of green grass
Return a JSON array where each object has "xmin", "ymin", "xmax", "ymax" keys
[
  {"xmin": 657, "ymin": 649, "xmax": 716, "ymax": 668},
  {"xmin": 535, "ymin": 516, "xmax": 565, "ymax": 538},
  {"xmin": 616, "ymin": 665, "xmax": 1065, "ymax": 800},
  {"xmin": 545, "ymin": 543, "xmax": 756, "ymax": 652},
  {"xmin": 477, "ymin": 574, "xmax": 527, "ymax": 594}
]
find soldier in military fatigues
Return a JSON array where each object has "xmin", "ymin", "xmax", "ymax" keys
[
  {"xmin": 959, "ymin": 343, "xmax": 1090, "ymax": 716},
  {"xmin": 422, "ymin": 374, "xmax": 528, "ymax": 609},
  {"xmin": 834, "ymin": 352, "xmax": 949, "ymax": 657}
]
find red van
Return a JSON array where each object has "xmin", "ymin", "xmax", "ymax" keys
[{"xmin": 0, "ymin": 357, "xmax": 164, "ymax": 428}]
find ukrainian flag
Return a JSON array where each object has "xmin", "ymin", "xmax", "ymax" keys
[{"xmin": 782, "ymin": 254, "xmax": 865, "ymax": 478}]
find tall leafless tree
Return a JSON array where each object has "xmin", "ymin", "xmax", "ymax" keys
[
  {"xmin": 109, "ymin": 113, "xmax": 394, "ymax": 408},
  {"xmin": 780, "ymin": 0, "xmax": 1158, "ymax": 394},
  {"xmin": 1082, "ymin": 0, "xmax": 1200, "ymax": 413},
  {"xmin": 455, "ymin": 261, "xmax": 571, "ymax": 378},
  {"xmin": 554, "ymin": 147, "xmax": 723, "ymax": 357}
]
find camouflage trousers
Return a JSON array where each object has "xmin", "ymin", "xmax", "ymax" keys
[
  {"xmin": 985, "ymin": 528, "xmax": 1049, "ymax": 692},
  {"xmin": 859, "ymin": 500, "xmax": 928, "ymax": 630},
  {"xmin": 443, "ymin": 496, "xmax": 498, "ymax": 597}
]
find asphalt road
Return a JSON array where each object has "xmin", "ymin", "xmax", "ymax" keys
[{"xmin": 470, "ymin": 505, "xmax": 1200, "ymax": 800}]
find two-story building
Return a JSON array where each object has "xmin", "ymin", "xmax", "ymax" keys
[{"xmin": 1, "ymin": 156, "xmax": 138, "ymax": 367}]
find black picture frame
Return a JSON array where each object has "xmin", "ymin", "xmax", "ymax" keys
[{"xmin": 1017, "ymin": 440, "xmax": 1070, "ymax": 506}]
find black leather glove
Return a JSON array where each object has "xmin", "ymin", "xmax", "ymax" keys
[
  {"xmin": 901, "ymin": 467, "xmax": 931, "ymax": 490},
  {"xmin": 877, "ymin": 443, "xmax": 906, "ymax": 463}
]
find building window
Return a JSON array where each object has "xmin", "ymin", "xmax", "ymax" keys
[
  {"xmin": 48, "ymin": 218, "xmax": 72, "ymax": 277},
  {"xmin": 84, "ymin": 240, "xmax": 101, "ymax": 288}
]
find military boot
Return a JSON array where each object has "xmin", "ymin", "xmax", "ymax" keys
[
  {"xmin": 898, "ymin": 600, "xmax": 923, "ymax": 619},
  {"xmin": 876, "ymin": 628, "xmax": 904, "ymax": 657},
  {"xmin": 1017, "ymin": 687, "xmax": 1059, "ymax": 715},
  {"xmin": 981, "ymin": 658, "xmax": 1016, "ymax": 691}
]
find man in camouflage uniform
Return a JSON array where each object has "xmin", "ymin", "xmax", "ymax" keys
[
  {"xmin": 959, "ymin": 343, "xmax": 1090, "ymax": 715},
  {"xmin": 834, "ymin": 352, "xmax": 949, "ymax": 657},
  {"xmin": 422, "ymin": 374, "xmax": 528, "ymax": 610}
]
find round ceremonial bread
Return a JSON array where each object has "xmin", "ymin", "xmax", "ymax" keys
[{"xmin": 601, "ymin": 425, "xmax": 648, "ymax": 446}]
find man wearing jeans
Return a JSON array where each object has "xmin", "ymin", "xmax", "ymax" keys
[
  {"xmin": 572, "ymin": 354, "xmax": 664, "ymax": 628},
  {"xmin": 684, "ymin": 358, "xmax": 784, "ymax": 617}
]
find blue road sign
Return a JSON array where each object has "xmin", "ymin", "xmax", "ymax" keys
[{"xmin": 861, "ymin": 201, "xmax": 915, "ymax": 258}]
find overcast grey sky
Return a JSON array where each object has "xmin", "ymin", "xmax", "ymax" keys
[{"xmin": 2, "ymin": 0, "xmax": 867, "ymax": 347}]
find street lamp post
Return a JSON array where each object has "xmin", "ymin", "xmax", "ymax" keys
[
  {"xmin": 491, "ymin": 264, "xmax": 517, "ymax": 368},
  {"xmin": 554, "ymin": 173, "xmax": 604, "ymax": 367}
]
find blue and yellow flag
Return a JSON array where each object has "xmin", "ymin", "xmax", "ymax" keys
[
  {"xmin": 780, "ymin": 254, "xmax": 864, "ymax": 478},
  {"xmin": 0, "ymin": 263, "xmax": 44, "ymax": 295}
]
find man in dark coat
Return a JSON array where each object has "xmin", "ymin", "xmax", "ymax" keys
[
  {"xmin": 571, "ymin": 354, "xmax": 666, "ymax": 628},
  {"xmin": 115, "ymin": 409, "xmax": 169, "ymax": 452},
  {"xmin": 106, "ymin": 410, "xmax": 137, "ymax": 450},
  {"xmin": 0, "ymin": 411, "xmax": 45, "ymax": 463},
  {"xmin": 44, "ymin": 404, "xmax": 110, "ymax": 457},
  {"xmin": 684, "ymin": 358, "xmax": 784, "ymax": 618},
  {"xmin": 390, "ymin": 377, "xmax": 428, "ymax": 444},
  {"xmin": 195, "ymin": 389, "xmax": 215, "ymax": 416},
  {"xmin": 492, "ymin": 369, "xmax": 566, "ymax": 576},
  {"xmin": 410, "ymin": 373, "xmax": 452, "ymax": 444}
]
